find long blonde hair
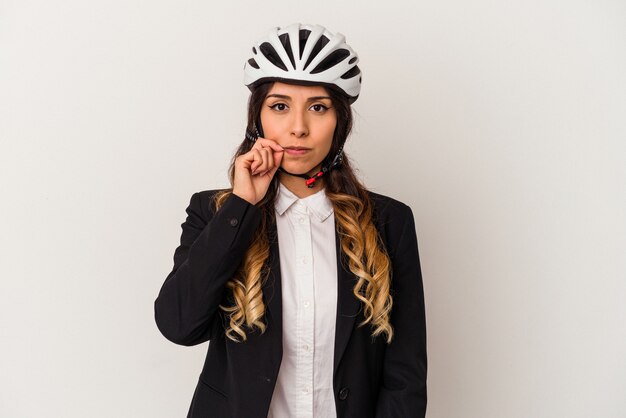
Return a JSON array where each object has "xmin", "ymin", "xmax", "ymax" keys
[{"xmin": 215, "ymin": 82, "xmax": 394, "ymax": 343}]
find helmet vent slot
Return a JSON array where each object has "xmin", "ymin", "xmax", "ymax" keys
[
  {"xmin": 340, "ymin": 65, "xmax": 361, "ymax": 80},
  {"xmin": 259, "ymin": 42, "xmax": 288, "ymax": 71},
  {"xmin": 298, "ymin": 29, "xmax": 312, "ymax": 59},
  {"xmin": 278, "ymin": 33, "xmax": 296, "ymax": 69},
  {"xmin": 311, "ymin": 49, "xmax": 350, "ymax": 74},
  {"xmin": 303, "ymin": 35, "xmax": 330, "ymax": 71}
]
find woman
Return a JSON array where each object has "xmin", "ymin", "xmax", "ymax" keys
[{"xmin": 154, "ymin": 23, "xmax": 427, "ymax": 418}]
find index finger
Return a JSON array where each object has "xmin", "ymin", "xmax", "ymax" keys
[{"xmin": 254, "ymin": 137, "xmax": 284, "ymax": 152}]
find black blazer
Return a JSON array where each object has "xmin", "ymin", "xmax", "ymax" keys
[{"xmin": 154, "ymin": 189, "xmax": 427, "ymax": 418}]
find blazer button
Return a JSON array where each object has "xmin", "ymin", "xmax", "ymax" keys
[
  {"xmin": 339, "ymin": 387, "xmax": 349, "ymax": 401},
  {"xmin": 229, "ymin": 218, "xmax": 239, "ymax": 227}
]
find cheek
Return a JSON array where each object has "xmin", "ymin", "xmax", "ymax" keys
[
  {"xmin": 321, "ymin": 118, "xmax": 337, "ymax": 143},
  {"xmin": 261, "ymin": 115, "xmax": 291, "ymax": 138},
  {"xmin": 259, "ymin": 109, "xmax": 273, "ymax": 134}
]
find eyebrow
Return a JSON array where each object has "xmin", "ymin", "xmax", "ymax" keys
[{"xmin": 265, "ymin": 94, "xmax": 332, "ymax": 102}]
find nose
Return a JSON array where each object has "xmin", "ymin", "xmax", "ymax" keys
[{"xmin": 290, "ymin": 109, "xmax": 309, "ymax": 138}]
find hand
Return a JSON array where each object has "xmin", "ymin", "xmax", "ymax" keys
[{"xmin": 232, "ymin": 138, "xmax": 284, "ymax": 205}]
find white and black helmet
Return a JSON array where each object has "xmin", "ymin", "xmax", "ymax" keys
[{"xmin": 244, "ymin": 23, "xmax": 362, "ymax": 103}]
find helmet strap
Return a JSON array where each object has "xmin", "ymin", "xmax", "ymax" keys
[{"xmin": 278, "ymin": 146, "xmax": 344, "ymax": 188}]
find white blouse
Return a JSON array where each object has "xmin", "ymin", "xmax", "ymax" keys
[{"xmin": 267, "ymin": 182, "xmax": 338, "ymax": 418}]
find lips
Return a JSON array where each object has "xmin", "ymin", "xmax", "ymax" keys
[
  {"xmin": 285, "ymin": 148, "xmax": 311, "ymax": 156},
  {"xmin": 284, "ymin": 147, "xmax": 310, "ymax": 156}
]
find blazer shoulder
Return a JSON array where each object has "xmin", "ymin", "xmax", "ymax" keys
[
  {"xmin": 365, "ymin": 190, "xmax": 418, "ymax": 258},
  {"xmin": 366, "ymin": 189, "xmax": 412, "ymax": 217},
  {"xmin": 195, "ymin": 188, "xmax": 231, "ymax": 199},
  {"xmin": 188, "ymin": 188, "xmax": 232, "ymax": 219}
]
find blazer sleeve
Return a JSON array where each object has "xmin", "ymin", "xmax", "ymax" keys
[
  {"xmin": 375, "ymin": 204, "xmax": 428, "ymax": 417},
  {"xmin": 154, "ymin": 191, "xmax": 262, "ymax": 346}
]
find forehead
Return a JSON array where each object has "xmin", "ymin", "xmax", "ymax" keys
[{"xmin": 266, "ymin": 82, "xmax": 330, "ymax": 98}]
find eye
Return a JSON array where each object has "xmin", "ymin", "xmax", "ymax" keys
[
  {"xmin": 310, "ymin": 104, "xmax": 329, "ymax": 113},
  {"xmin": 269, "ymin": 102, "xmax": 288, "ymax": 112}
]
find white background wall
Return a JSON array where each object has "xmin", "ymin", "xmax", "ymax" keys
[{"xmin": 1, "ymin": 0, "xmax": 624, "ymax": 417}]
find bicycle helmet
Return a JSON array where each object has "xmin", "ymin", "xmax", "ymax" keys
[{"xmin": 244, "ymin": 23, "xmax": 362, "ymax": 104}]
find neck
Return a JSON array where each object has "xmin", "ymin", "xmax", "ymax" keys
[{"xmin": 278, "ymin": 164, "xmax": 325, "ymax": 198}]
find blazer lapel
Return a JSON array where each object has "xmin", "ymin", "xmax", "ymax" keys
[
  {"xmin": 265, "ymin": 219, "xmax": 283, "ymax": 362},
  {"xmin": 266, "ymin": 238, "xmax": 282, "ymax": 329},
  {"xmin": 332, "ymin": 228, "xmax": 360, "ymax": 374}
]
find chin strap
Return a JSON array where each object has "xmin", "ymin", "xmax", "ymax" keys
[{"xmin": 278, "ymin": 146, "xmax": 344, "ymax": 188}]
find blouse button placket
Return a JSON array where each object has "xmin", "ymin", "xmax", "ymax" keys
[{"xmin": 291, "ymin": 201, "xmax": 315, "ymax": 415}]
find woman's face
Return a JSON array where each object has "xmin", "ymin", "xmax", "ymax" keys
[{"xmin": 260, "ymin": 82, "xmax": 337, "ymax": 175}]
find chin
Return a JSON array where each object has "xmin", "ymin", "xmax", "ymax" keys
[
  {"xmin": 285, "ymin": 167, "xmax": 315, "ymax": 176},
  {"xmin": 281, "ymin": 163, "xmax": 319, "ymax": 176}
]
